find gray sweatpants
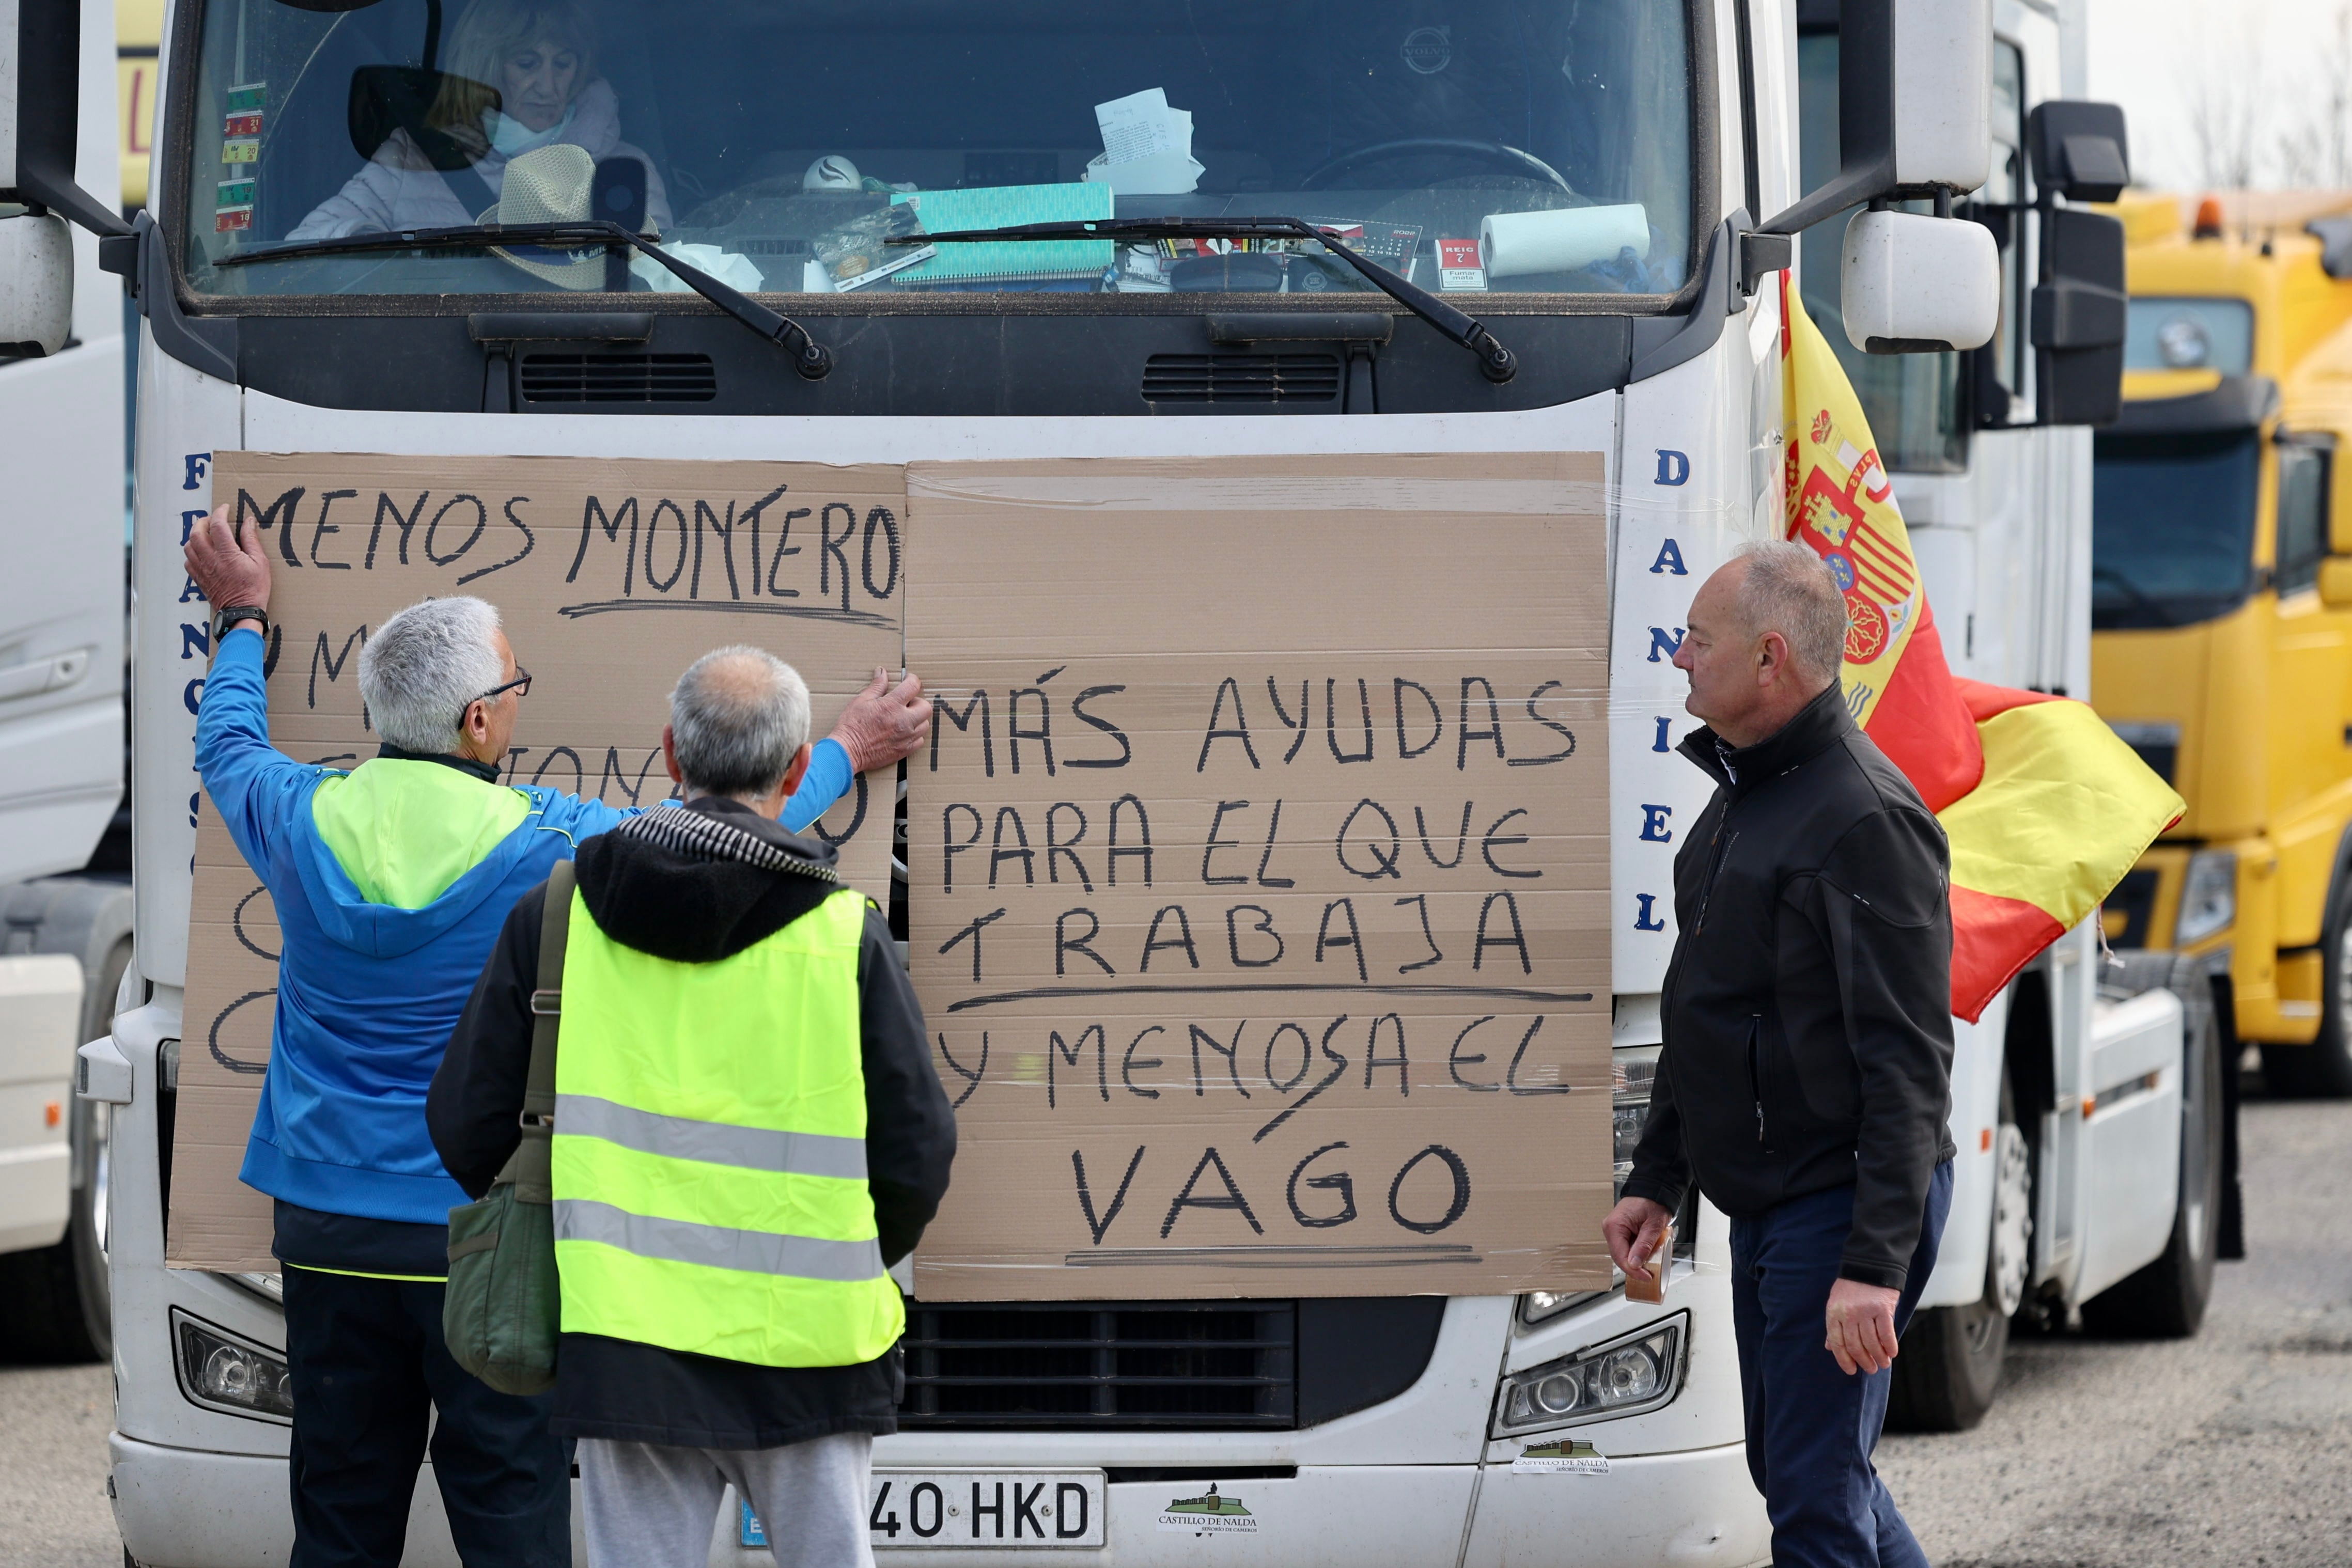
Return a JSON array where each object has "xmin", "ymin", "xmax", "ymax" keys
[{"xmin": 578, "ymin": 1431, "xmax": 874, "ymax": 1568}]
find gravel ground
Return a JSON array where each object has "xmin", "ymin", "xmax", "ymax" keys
[
  {"xmin": 1877, "ymin": 1084, "xmax": 2352, "ymax": 1568},
  {"xmin": 6, "ymin": 1083, "xmax": 2346, "ymax": 1567},
  {"xmin": 0, "ymin": 1358, "xmax": 117, "ymax": 1567}
]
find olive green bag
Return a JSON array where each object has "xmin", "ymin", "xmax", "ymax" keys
[{"xmin": 444, "ymin": 860, "xmax": 572, "ymax": 1395}]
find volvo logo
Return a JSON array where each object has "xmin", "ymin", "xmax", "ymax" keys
[{"xmin": 1401, "ymin": 26, "xmax": 1451, "ymax": 74}]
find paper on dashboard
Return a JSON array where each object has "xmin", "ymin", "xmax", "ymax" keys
[{"xmin": 1087, "ymin": 87, "xmax": 1203, "ymax": 196}]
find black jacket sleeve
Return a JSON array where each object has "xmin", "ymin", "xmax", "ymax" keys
[
  {"xmin": 1819, "ymin": 807, "xmax": 1957, "ymax": 1290},
  {"xmin": 858, "ymin": 905, "xmax": 957, "ymax": 1267},
  {"xmin": 428, "ymin": 881, "xmax": 547, "ymax": 1199}
]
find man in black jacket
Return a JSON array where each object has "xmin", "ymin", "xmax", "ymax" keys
[
  {"xmin": 429, "ymin": 646, "xmax": 955, "ymax": 1568},
  {"xmin": 1604, "ymin": 541, "xmax": 1955, "ymax": 1568}
]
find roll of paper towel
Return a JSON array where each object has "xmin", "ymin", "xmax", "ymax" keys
[{"xmin": 1478, "ymin": 203, "xmax": 1648, "ymax": 279}]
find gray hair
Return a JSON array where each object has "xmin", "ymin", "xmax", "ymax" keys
[
  {"xmin": 359, "ymin": 597, "xmax": 506, "ymax": 752},
  {"xmin": 669, "ymin": 646, "xmax": 812, "ymax": 798},
  {"xmin": 1732, "ymin": 539, "xmax": 1849, "ymax": 685}
]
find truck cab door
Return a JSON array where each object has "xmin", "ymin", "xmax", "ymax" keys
[{"xmin": 0, "ymin": 0, "xmax": 129, "ymax": 885}]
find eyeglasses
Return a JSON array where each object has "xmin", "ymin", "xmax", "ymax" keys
[{"xmin": 462, "ymin": 668, "xmax": 531, "ymax": 726}]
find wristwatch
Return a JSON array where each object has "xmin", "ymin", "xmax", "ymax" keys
[{"xmin": 212, "ymin": 605, "xmax": 270, "ymax": 640}]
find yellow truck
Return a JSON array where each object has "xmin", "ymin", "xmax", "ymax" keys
[{"xmin": 2093, "ymin": 193, "xmax": 2352, "ymax": 1094}]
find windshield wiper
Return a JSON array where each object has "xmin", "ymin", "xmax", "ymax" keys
[
  {"xmin": 887, "ymin": 216, "xmax": 1517, "ymax": 384},
  {"xmin": 216, "ymin": 222, "xmax": 833, "ymax": 379}
]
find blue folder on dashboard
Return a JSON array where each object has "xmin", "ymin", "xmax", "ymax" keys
[{"xmin": 890, "ymin": 182, "xmax": 1116, "ymax": 285}]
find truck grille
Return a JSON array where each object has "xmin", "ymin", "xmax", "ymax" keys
[
  {"xmin": 898, "ymin": 1302, "xmax": 1296, "ymax": 1429},
  {"xmin": 519, "ymin": 352, "xmax": 718, "ymax": 403},
  {"xmin": 1141, "ymin": 353, "xmax": 1341, "ymax": 403}
]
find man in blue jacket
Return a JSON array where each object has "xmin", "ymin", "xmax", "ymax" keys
[{"xmin": 184, "ymin": 503, "xmax": 930, "ymax": 1568}]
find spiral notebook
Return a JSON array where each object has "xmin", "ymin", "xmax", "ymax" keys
[{"xmin": 889, "ymin": 182, "xmax": 1116, "ymax": 287}]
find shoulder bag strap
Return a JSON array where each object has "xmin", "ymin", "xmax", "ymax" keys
[{"xmin": 500, "ymin": 859, "xmax": 574, "ymax": 1201}]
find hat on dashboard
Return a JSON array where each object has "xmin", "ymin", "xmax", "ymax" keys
[{"xmin": 477, "ymin": 143, "xmax": 607, "ymax": 290}]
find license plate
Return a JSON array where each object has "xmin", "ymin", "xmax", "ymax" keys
[{"xmin": 741, "ymin": 1471, "xmax": 1108, "ymax": 1550}]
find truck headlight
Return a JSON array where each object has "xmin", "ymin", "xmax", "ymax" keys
[
  {"xmin": 173, "ymin": 1311, "xmax": 293, "ymax": 1421},
  {"xmin": 1493, "ymin": 1314, "xmax": 1686, "ymax": 1436},
  {"xmin": 2175, "ymin": 850, "xmax": 2237, "ymax": 945}
]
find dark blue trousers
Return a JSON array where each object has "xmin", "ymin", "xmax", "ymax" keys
[
  {"xmin": 281, "ymin": 1267, "xmax": 571, "ymax": 1567},
  {"xmin": 1728, "ymin": 1162, "xmax": 1954, "ymax": 1568}
]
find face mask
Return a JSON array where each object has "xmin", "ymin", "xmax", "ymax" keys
[{"xmin": 486, "ymin": 103, "xmax": 576, "ymax": 158}]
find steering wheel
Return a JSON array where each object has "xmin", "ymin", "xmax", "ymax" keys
[{"xmin": 1300, "ymin": 138, "xmax": 1574, "ymax": 193}]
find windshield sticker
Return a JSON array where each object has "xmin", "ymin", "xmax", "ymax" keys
[
  {"xmin": 1438, "ymin": 237, "xmax": 1486, "ymax": 290},
  {"xmin": 1157, "ymin": 1485, "xmax": 1257, "ymax": 1535},
  {"xmin": 217, "ymin": 180, "xmax": 256, "ymax": 209},
  {"xmin": 222, "ymin": 138, "xmax": 259, "ymax": 166},
  {"xmin": 1513, "ymin": 1438, "xmax": 1609, "ymax": 1475},
  {"xmin": 215, "ymin": 205, "xmax": 253, "ymax": 233},
  {"xmin": 225, "ymin": 83, "xmax": 265, "ymax": 114},
  {"xmin": 224, "ymin": 111, "xmax": 263, "ymax": 139}
]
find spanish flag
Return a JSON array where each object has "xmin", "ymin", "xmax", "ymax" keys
[{"xmin": 1780, "ymin": 278, "xmax": 2184, "ymax": 1022}]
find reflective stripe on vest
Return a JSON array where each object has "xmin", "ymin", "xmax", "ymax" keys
[{"xmin": 550, "ymin": 884, "xmax": 902, "ymax": 1369}]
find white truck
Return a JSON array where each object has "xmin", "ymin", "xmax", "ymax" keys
[
  {"xmin": 0, "ymin": 0, "xmax": 2223, "ymax": 1561},
  {"xmin": 0, "ymin": 0, "xmax": 132, "ymax": 1365}
]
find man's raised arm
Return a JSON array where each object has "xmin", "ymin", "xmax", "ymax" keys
[
  {"xmin": 185, "ymin": 503, "xmax": 307, "ymax": 867},
  {"xmin": 780, "ymin": 667, "xmax": 932, "ymax": 832}
]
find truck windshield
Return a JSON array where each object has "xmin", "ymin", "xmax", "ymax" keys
[
  {"xmin": 176, "ymin": 0, "xmax": 1693, "ymax": 304},
  {"xmin": 2091, "ymin": 430, "xmax": 2261, "ymax": 629}
]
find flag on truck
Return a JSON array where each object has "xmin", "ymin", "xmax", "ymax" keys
[{"xmin": 1778, "ymin": 277, "xmax": 2184, "ymax": 1022}]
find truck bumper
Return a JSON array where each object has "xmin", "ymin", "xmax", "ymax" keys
[
  {"xmin": 112, "ymin": 1433, "xmax": 295, "ymax": 1568},
  {"xmin": 111, "ymin": 1432, "xmax": 1768, "ymax": 1568},
  {"xmin": 712, "ymin": 1447, "xmax": 1769, "ymax": 1568},
  {"xmin": 110, "ymin": 1431, "xmax": 590, "ymax": 1568}
]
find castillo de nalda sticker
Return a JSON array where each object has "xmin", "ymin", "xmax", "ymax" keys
[
  {"xmin": 1156, "ymin": 1483, "xmax": 1258, "ymax": 1534},
  {"xmin": 1512, "ymin": 1437, "xmax": 1610, "ymax": 1475}
]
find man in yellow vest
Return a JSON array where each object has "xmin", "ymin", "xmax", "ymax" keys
[{"xmin": 428, "ymin": 645, "xmax": 956, "ymax": 1568}]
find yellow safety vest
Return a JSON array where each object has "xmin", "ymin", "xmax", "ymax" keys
[{"xmin": 549, "ymin": 884, "xmax": 902, "ymax": 1368}]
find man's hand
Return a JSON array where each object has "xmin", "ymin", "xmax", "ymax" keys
[
  {"xmin": 829, "ymin": 667, "xmax": 932, "ymax": 773},
  {"xmin": 183, "ymin": 502, "xmax": 272, "ymax": 622},
  {"xmin": 1602, "ymin": 1195, "xmax": 1674, "ymax": 1288},
  {"xmin": 1824, "ymin": 1278, "xmax": 1902, "ymax": 1375}
]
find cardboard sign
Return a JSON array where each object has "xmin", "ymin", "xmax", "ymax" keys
[
  {"xmin": 902, "ymin": 453, "xmax": 1613, "ymax": 1299},
  {"xmin": 168, "ymin": 452, "xmax": 905, "ymax": 1272}
]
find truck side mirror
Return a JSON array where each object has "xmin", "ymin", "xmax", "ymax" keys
[
  {"xmin": 1841, "ymin": 207, "xmax": 1999, "ymax": 353},
  {"xmin": 0, "ymin": 211, "xmax": 73, "ymax": 355},
  {"xmin": 1, "ymin": 0, "xmax": 131, "ymax": 237},
  {"xmin": 1, "ymin": 0, "xmax": 135, "ymax": 342},
  {"xmin": 2024, "ymin": 102, "xmax": 2131, "ymax": 426},
  {"xmin": 1767, "ymin": 0, "xmax": 1991, "ymax": 236},
  {"xmin": 2322, "ymin": 440, "xmax": 2352, "ymax": 609},
  {"xmin": 1769, "ymin": 0, "xmax": 1997, "ymax": 353},
  {"xmin": 2320, "ymin": 558, "xmax": 2352, "ymax": 610},
  {"xmin": 2331, "ymin": 440, "xmax": 2352, "ymax": 557},
  {"xmin": 2027, "ymin": 101, "xmax": 2129, "ymax": 204}
]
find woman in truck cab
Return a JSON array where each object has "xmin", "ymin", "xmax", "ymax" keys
[{"xmin": 288, "ymin": 0, "xmax": 673, "ymax": 244}]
